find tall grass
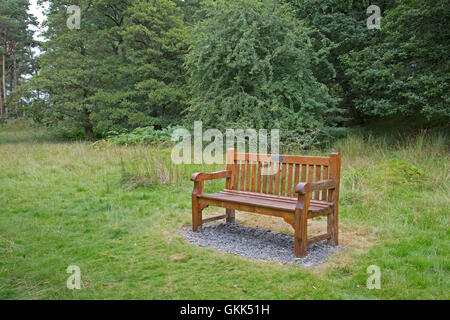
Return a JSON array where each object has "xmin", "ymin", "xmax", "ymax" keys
[
  {"xmin": 115, "ymin": 146, "xmax": 223, "ymax": 189},
  {"xmin": 113, "ymin": 132, "xmax": 449, "ymax": 200},
  {"xmin": 0, "ymin": 122, "xmax": 449, "ymax": 299}
]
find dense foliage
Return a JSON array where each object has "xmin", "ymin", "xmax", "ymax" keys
[
  {"xmin": 104, "ymin": 126, "xmax": 179, "ymax": 146},
  {"xmin": 1, "ymin": 0, "xmax": 448, "ymax": 143},
  {"xmin": 30, "ymin": 0, "xmax": 188, "ymax": 139},
  {"xmin": 185, "ymin": 0, "xmax": 339, "ymax": 143},
  {"xmin": 0, "ymin": 0, "xmax": 37, "ymax": 119},
  {"xmin": 341, "ymin": 0, "xmax": 450, "ymax": 123},
  {"xmin": 285, "ymin": 0, "xmax": 396, "ymax": 123}
]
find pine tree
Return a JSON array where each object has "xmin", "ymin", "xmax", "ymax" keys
[{"xmin": 32, "ymin": 0, "xmax": 188, "ymax": 139}]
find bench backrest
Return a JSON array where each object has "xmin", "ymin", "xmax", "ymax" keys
[{"xmin": 226, "ymin": 149, "xmax": 341, "ymax": 201}]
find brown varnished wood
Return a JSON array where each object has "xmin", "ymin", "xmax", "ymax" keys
[
  {"xmin": 274, "ymin": 162, "xmax": 281, "ymax": 195},
  {"xmin": 287, "ymin": 163, "xmax": 294, "ymax": 197},
  {"xmin": 315, "ymin": 165, "xmax": 322, "ymax": 200},
  {"xmin": 322, "ymin": 166, "xmax": 328, "ymax": 201},
  {"xmin": 233, "ymin": 161, "xmax": 240, "ymax": 190},
  {"xmin": 294, "ymin": 164, "xmax": 300, "ymax": 196},
  {"xmin": 199, "ymin": 190, "xmax": 333, "ymax": 214},
  {"xmin": 281, "ymin": 163, "xmax": 287, "ymax": 196},
  {"xmin": 251, "ymin": 162, "xmax": 256, "ymax": 192},
  {"xmin": 256, "ymin": 161, "xmax": 262, "ymax": 193},
  {"xmin": 240, "ymin": 161, "xmax": 246, "ymax": 191},
  {"xmin": 191, "ymin": 170, "xmax": 232, "ymax": 182},
  {"xmin": 294, "ymin": 192, "xmax": 309, "ymax": 257},
  {"xmin": 268, "ymin": 162, "xmax": 274, "ymax": 194},
  {"xmin": 328, "ymin": 153, "xmax": 341, "ymax": 246},
  {"xmin": 308, "ymin": 164, "xmax": 314, "ymax": 184},
  {"xmin": 245, "ymin": 161, "xmax": 251, "ymax": 191},
  {"xmin": 226, "ymin": 189, "xmax": 332, "ymax": 206},
  {"xmin": 191, "ymin": 150, "xmax": 341, "ymax": 258},
  {"xmin": 301, "ymin": 164, "xmax": 307, "ymax": 183},
  {"xmin": 235, "ymin": 152, "xmax": 331, "ymax": 166},
  {"xmin": 262, "ymin": 162, "xmax": 268, "ymax": 194},
  {"xmin": 226, "ymin": 149, "xmax": 235, "ymax": 190},
  {"xmin": 295, "ymin": 179, "xmax": 337, "ymax": 194}
]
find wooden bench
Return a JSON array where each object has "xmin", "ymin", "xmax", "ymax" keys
[{"xmin": 191, "ymin": 149, "xmax": 342, "ymax": 257}]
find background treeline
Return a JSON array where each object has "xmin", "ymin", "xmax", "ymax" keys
[
  {"xmin": 1, "ymin": 0, "xmax": 449, "ymax": 145},
  {"xmin": 0, "ymin": 0, "xmax": 37, "ymax": 118}
]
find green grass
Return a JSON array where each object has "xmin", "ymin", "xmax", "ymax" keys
[{"xmin": 0, "ymin": 121, "xmax": 448, "ymax": 299}]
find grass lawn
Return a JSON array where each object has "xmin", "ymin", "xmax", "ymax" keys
[{"xmin": 0, "ymin": 121, "xmax": 448, "ymax": 299}]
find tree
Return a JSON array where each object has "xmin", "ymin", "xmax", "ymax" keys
[
  {"xmin": 92, "ymin": 0, "xmax": 188, "ymax": 133},
  {"xmin": 341, "ymin": 0, "xmax": 450, "ymax": 124},
  {"xmin": 285, "ymin": 0, "xmax": 397, "ymax": 124},
  {"xmin": 185, "ymin": 0, "xmax": 337, "ymax": 145},
  {"xmin": 173, "ymin": 0, "xmax": 202, "ymax": 26},
  {"xmin": 32, "ymin": 0, "xmax": 188, "ymax": 139},
  {"xmin": 0, "ymin": 0, "xmax": 37, "ymax": 117}
]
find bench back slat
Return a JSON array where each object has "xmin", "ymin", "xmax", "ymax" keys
[{"xmin": 228, "ymin": 149, "xmax": 339, "ymax": 201}]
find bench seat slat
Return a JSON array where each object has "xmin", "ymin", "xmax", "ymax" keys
[
  {"xmin": 221, "ymin": 190, "xmax": 333, "ymax": 207},
  {"xmin": 198, "ymin": 190, "xmax": 333, "ymax": 213}
]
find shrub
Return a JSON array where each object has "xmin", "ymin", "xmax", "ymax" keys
[
  {"xmin": 107, "ymin": 126, "xmax": 180, "ymax": 146},
  {"xmin": 185, "ymin": 0, "xmax": 339, "ymax": 147}
]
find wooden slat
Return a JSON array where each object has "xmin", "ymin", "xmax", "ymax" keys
[
  {"xmin": 274, "ymin": 162, "xmax": 281, "ymax": 196},
  {"xmin": 245, "ymin": 161, "xmax": 251, "ymax": 192},
  {"xmin": 251, "ymin": 162, "xmax": 256, "ymax": 193},
  {"xmin": 240, "ymin": 161, "xmax": 246, "ymax": 191},
  {"xmin": 301, "ymin": 164, "xmax": 307, "ymax": 182},
  {"xmin": 328, "ymin": 152, "xmax": 341, "ymax": 246},
  {"xmin": 322, "ymin": 166, "xmax": 328, "ymax": 201},
  {"xmin": 307, "ymin": 233, "xmax": 332, "ymax": 245},
  {"xmin": 268, "ymin": 162, "xmax": 274, "ymax": 194},
  {"xmin": 287, "ymin": 163, "xmax": 294, "ymax": 197},
  {"xmin": 199, "ymin": 191, "xmax": 332, "ymax": 213},
  {"xmin": 226, "ymin": 149, "xmax": 234, "ymax": 190},
  {"xmin": 294, "ymin": 164, "xmax": 300, "ymax": 194},
  {"xmin": 192, "ymin": 170, "xmax": 231, "ymax": 182},
  {"xmin": 233, "ymin": 161, "xmax": 240, "ymax": 189},
  {"xmin": 257, "ymin": 162, "xmax": 262, "ymax": 193},
  {"xmin": 308, "ymin": 165, "xmax": 314, "ymax": 184},
  {"xmin": 280, "ymin": 163, "xmax": 287, "ymax": 196},
  {"xmin": 222, "ymin": 190, "xmax": 333, "ymax": 208},
  {"xmin": 202, "ymin": 215, "xmax": 227, "ymax": 224},
  {"xmin": 315, "ymin": 165, "xmax": 322, "ymax": 200},
  {"xmin": 262, "ymin": 162, "xmax": 268, "ymax": 194},
  {"xmin": 235, "ymin": 152, "xmax": 330, "ymax": 166}
]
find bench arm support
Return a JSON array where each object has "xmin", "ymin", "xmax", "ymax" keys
[
  {"xmin": 295, "ymin": 179, "xmax": 337, "ymax": 195},
  {"xmin": 190, "ymin": 170, "xmax": 232, "ymax": 182},
  {"xmin": 191, "ymin": 170, "xmax": 232, "ymax": 196}
]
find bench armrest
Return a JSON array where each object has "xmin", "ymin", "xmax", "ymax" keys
[
  {"xmin": 191, "ymin": 170, "xmax": 232, "ymax": 182},
  {"xmin": 295, "ymin": 179, "xmax": 337, "ymax": 195}
]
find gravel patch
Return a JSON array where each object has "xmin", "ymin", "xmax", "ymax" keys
[{"xmin": 182, "ymin": 222, "xmax": 344, "ymax": 267}]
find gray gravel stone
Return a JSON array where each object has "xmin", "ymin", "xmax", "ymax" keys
[{"xmin": 182, "ymin": 222, "xmax": 344, "ymax": 267}]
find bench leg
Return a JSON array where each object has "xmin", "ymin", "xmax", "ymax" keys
[
  {"xmin": 226, "ymin": 208, "xmax": 235, "ymax": 223},
  {"xmin": 192, "ymin": 201, "xmax": 203, "ymax": 232},
  {"xmin": 294, "ymin": 210, "xmax": 307, "ymax": 257},
  {"xmin": 327, "ymin": 207, "xmax": 338, "ymax": 246}
]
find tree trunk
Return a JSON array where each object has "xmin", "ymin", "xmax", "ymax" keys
[
  {"xmin": 83, "ymin": 109, "xmax": 94, "ymax": 141},
  {"xmin": 11, "ymin": 41, "xmax": 17, "ymax": 114},
  {"xmin": 84, "ymin": 123, "xmax": 94, "ymax": 141},
  {"xmin": 0, "ymin": 27, "xmax": 3, "ymax": 116},
  {"xmin": 2, "ymin": 26, "xmax": 7, "ymax": 116},
  {"xmin": 12, "ymin": 42, "xmax": 16, "ymax": 88}
]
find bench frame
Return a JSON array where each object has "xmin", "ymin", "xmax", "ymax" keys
[{"xmin": 191, "ymin": 149, "xmax": 341, "ymax": 257}]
